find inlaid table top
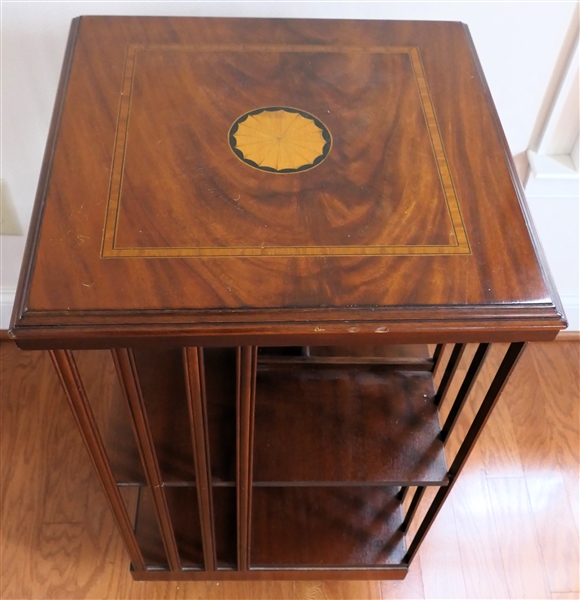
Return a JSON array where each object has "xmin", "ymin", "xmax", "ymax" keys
[{"xmin": 11, "ymin": 16, "xmax": 566, "ymax": 347}]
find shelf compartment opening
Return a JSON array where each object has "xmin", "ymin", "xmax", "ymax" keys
[
  {"xmin": 253, "ymin": 365, "xmax": 447, "ymax": 485},
  {"xmin": 250, "ymin": 486, "xmax": 406, "ymax": 568}
]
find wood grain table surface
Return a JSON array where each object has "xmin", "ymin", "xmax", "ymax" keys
[{"xmin": 9, "ymin": 16, "xmax": 566, "ymax": 348}]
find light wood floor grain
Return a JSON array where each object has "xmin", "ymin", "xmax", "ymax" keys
[{"xmin": 1, "ymin": 342, "xmax": 578, "ymax": 600}]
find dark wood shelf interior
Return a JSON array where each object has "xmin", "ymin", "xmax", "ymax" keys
[
  {"xmin": 213, "ymin": 488, "xmax": 238, "ymax": 569},
  {"xmin": 131, "ymin": 486, "xmax": 237, "ymax": 571},
  {"xmin": 74, "ymin": 350, "xmax": 146, "ymax": 486},
  {"xmin": 205, "ymin": 348, "xmax": 238, "ymax": 486},
  {"xmin": 166, "ymin": 487, "xmax": 204, "ymax": 569},
  {"xmin": 253, "ymin": 363, "xmax": 447, "ymax": 485},
  {"xmin": 308, "ymin": 345, "xmax": 431, "ymax": 359},
  {"xmin": 79, "ymin": 345, "xmax": 446, "ymax": 488},
  {"xmin": 132, "ymin": 348, "xmax": 198, "ymax": 484},
  {"xmin": 134, "ymin": 487, "xmax": 169, "ymax": 569},
  {"xmin": 250, "ymin": 486, "xmax": 406, "ymax": 568},
  {"xmin": 69, "ymin": 347, "xmax": 444, "ymax": 574},
  {"xmin": 78, "ymin": 344, "xmax": 445, "ymax": 572}
]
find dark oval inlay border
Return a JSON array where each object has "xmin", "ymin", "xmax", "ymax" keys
[{"xmin": 228, "ymin": 106, "xmax": 332, "ymax": 174}]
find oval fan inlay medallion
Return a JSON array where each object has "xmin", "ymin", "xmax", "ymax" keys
[{"xmin": 229, "ymin": 107, "xmax": 331, "ymax": 173}]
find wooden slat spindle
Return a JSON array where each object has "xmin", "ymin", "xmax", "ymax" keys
[
  {"xmin": 440, "ymin": 343, "xmax": 491, "ymax": 444},
  {"xmin": 401, "ymin": 487, "xmax": 426, "ymax": 534},
  {"xmin": 431, "ymin": 344, "xmax": 446, "ymax": 379},
  {"xmin": 434, "ymin": 344, "xmax": 466, "ymax": 407},
  {"xmin": 111, "ymin": 349, "xmax": 182, "ymax": 572},
  {"xmin": 237, "ymin": 346, "xmax": 258, "ymax": 571},
  {"xmin": 49, "ymin": 349, "xmax": 147, "ymax": 573},
  {"xmin": 183, "ymin": 347, "xmax": 217, "ymax": 571},
  {"xmin": 404, "ymin": 342, "xmax": 526, "ymax": 565}
]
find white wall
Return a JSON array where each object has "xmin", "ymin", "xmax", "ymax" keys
[
  {"xmin": 528, "ymin": 195, "xmax": 579, "ymax": 330},
  {"xmin": 1, "ymin": 1, "xmax": 577, "ymax": 329},
  {"xmin": 525, "ymin": 16, "xmax": 579, "ymax": 331}
]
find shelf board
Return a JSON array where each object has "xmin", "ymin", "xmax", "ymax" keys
[
  {"xmin": 250, "ymin": 487, "xmax": 406, "ymax": 568},
  {"xmin": 254, "ymin": 366, "xmax": 447, "ymax": 485}
]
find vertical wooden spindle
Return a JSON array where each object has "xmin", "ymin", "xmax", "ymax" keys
[
  {"xmin": 112, "ymin": 348, "xmax": 182, "ymax": 572},
  {"xmin": 434, "ymin": 344, "xmax": 466, "ymax": 407},
  {"xmin": 183, "ymin": 347, "xmax": 217, "ymax": 571},
  {"xmin": 236, "ymin": 346, "xmax": 258, "ymax": 571},
  {"xmin": 404, "ymin": 342, "xmax": 526, "ymax": 565},
  {"xmin": 49, "ymin": 349, "xmax": 147, "ymax": 573}
]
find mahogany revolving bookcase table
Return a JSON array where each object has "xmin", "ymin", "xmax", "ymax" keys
[{"xmin": 11, "ymin": 17, "xmax": 566, "ymax": 581}]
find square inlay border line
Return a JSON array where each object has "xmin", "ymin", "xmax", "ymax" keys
[{"xmin": 101, "ymin": 44, "xmax": 471, "ymax": 258}]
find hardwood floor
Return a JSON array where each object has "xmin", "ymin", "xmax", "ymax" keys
[{"xmin": 1, "ymin": 341, "xmax": 578, "ymax": 599}]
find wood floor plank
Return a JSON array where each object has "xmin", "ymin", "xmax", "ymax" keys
[
  {"xmin": 487, "ymin": 477, "xmax": 551, "ymax": 599},
  {"xmin": 532, "ymin": 344, "xmax": 579, "ymax": 469},
  {"xmin": 121, "ymin": 581, "xmax": 195, "ymax": 599},
  {"xmin": 74, "ymin": 481, "xmax": 136, "ymax": 598},
  {"xmin": 479, "ymin": 394, "xmax": 525, "ymax": 478},
  {"xmin": 446, "ymin": 344, "xmax": 524, "ymax": 479},
  {"xmin": 39, "ymin": 397, "xmax": 92, "ymax": 524},
  {"xmin": 294, "ymin": 580, "xmax": 380, "ymax": 599},
  {"xmin": 417, "ymin": 496, "xmax": 467, "ymax": 599},
  {"xmin": 505, "ymin": 344, "xmax": 575, "ymax": 475},
  {"xmin": 204, "ymin": 581, "xmax": 297, "ymax": 600},
  {"xmin": 380, "ymin": 554, "xmax": 425, "ymax": 599},
  {"xmin": 30, "ymin": 523, "xmax": 84, "ymax": 599},
  {"xmin": 1, "ymin": 347, "xmax": 57, "ymax": 600},
  {"xmin": 529, "ymin": 342, "xmax": 580, "ymax": 536},
  {"xmin": 525, "ymin": 473, "xmax": 580, "ymax": 594},
  {"xmin": 251, "ymin": 581, "xmax": 298, "ymax": 599},
  {"xmin": 503, "ymin": 343, "xmax": 579, "ymax": 594},
  {"xmin": 561, "ymin": 467, "xmax": 579, "ymax": 534},
  {"xmin": 451, "ymin": 471, "xmax": 510, "ymax": 598}
]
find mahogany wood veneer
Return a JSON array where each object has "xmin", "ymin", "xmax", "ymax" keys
[{"xmin": 10, "ymin": 16, "xmax": 566, "ymax": 581}]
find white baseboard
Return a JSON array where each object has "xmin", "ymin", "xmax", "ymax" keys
[
  {"xmin": 0, "ymin": 288, "xmax": 16, "ymax": 331},
  {"xmin": 561, "ymin": 294, "xmax": 580, "ymax": 332}
]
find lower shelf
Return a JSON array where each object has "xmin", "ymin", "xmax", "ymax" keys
[
  {"xmin": 129, "ymin": 485, "xmax": 409, "ymax": 574},
  {"xmin": 250, "ymin": 487, "xmax": 406, "ymax": 568}
]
